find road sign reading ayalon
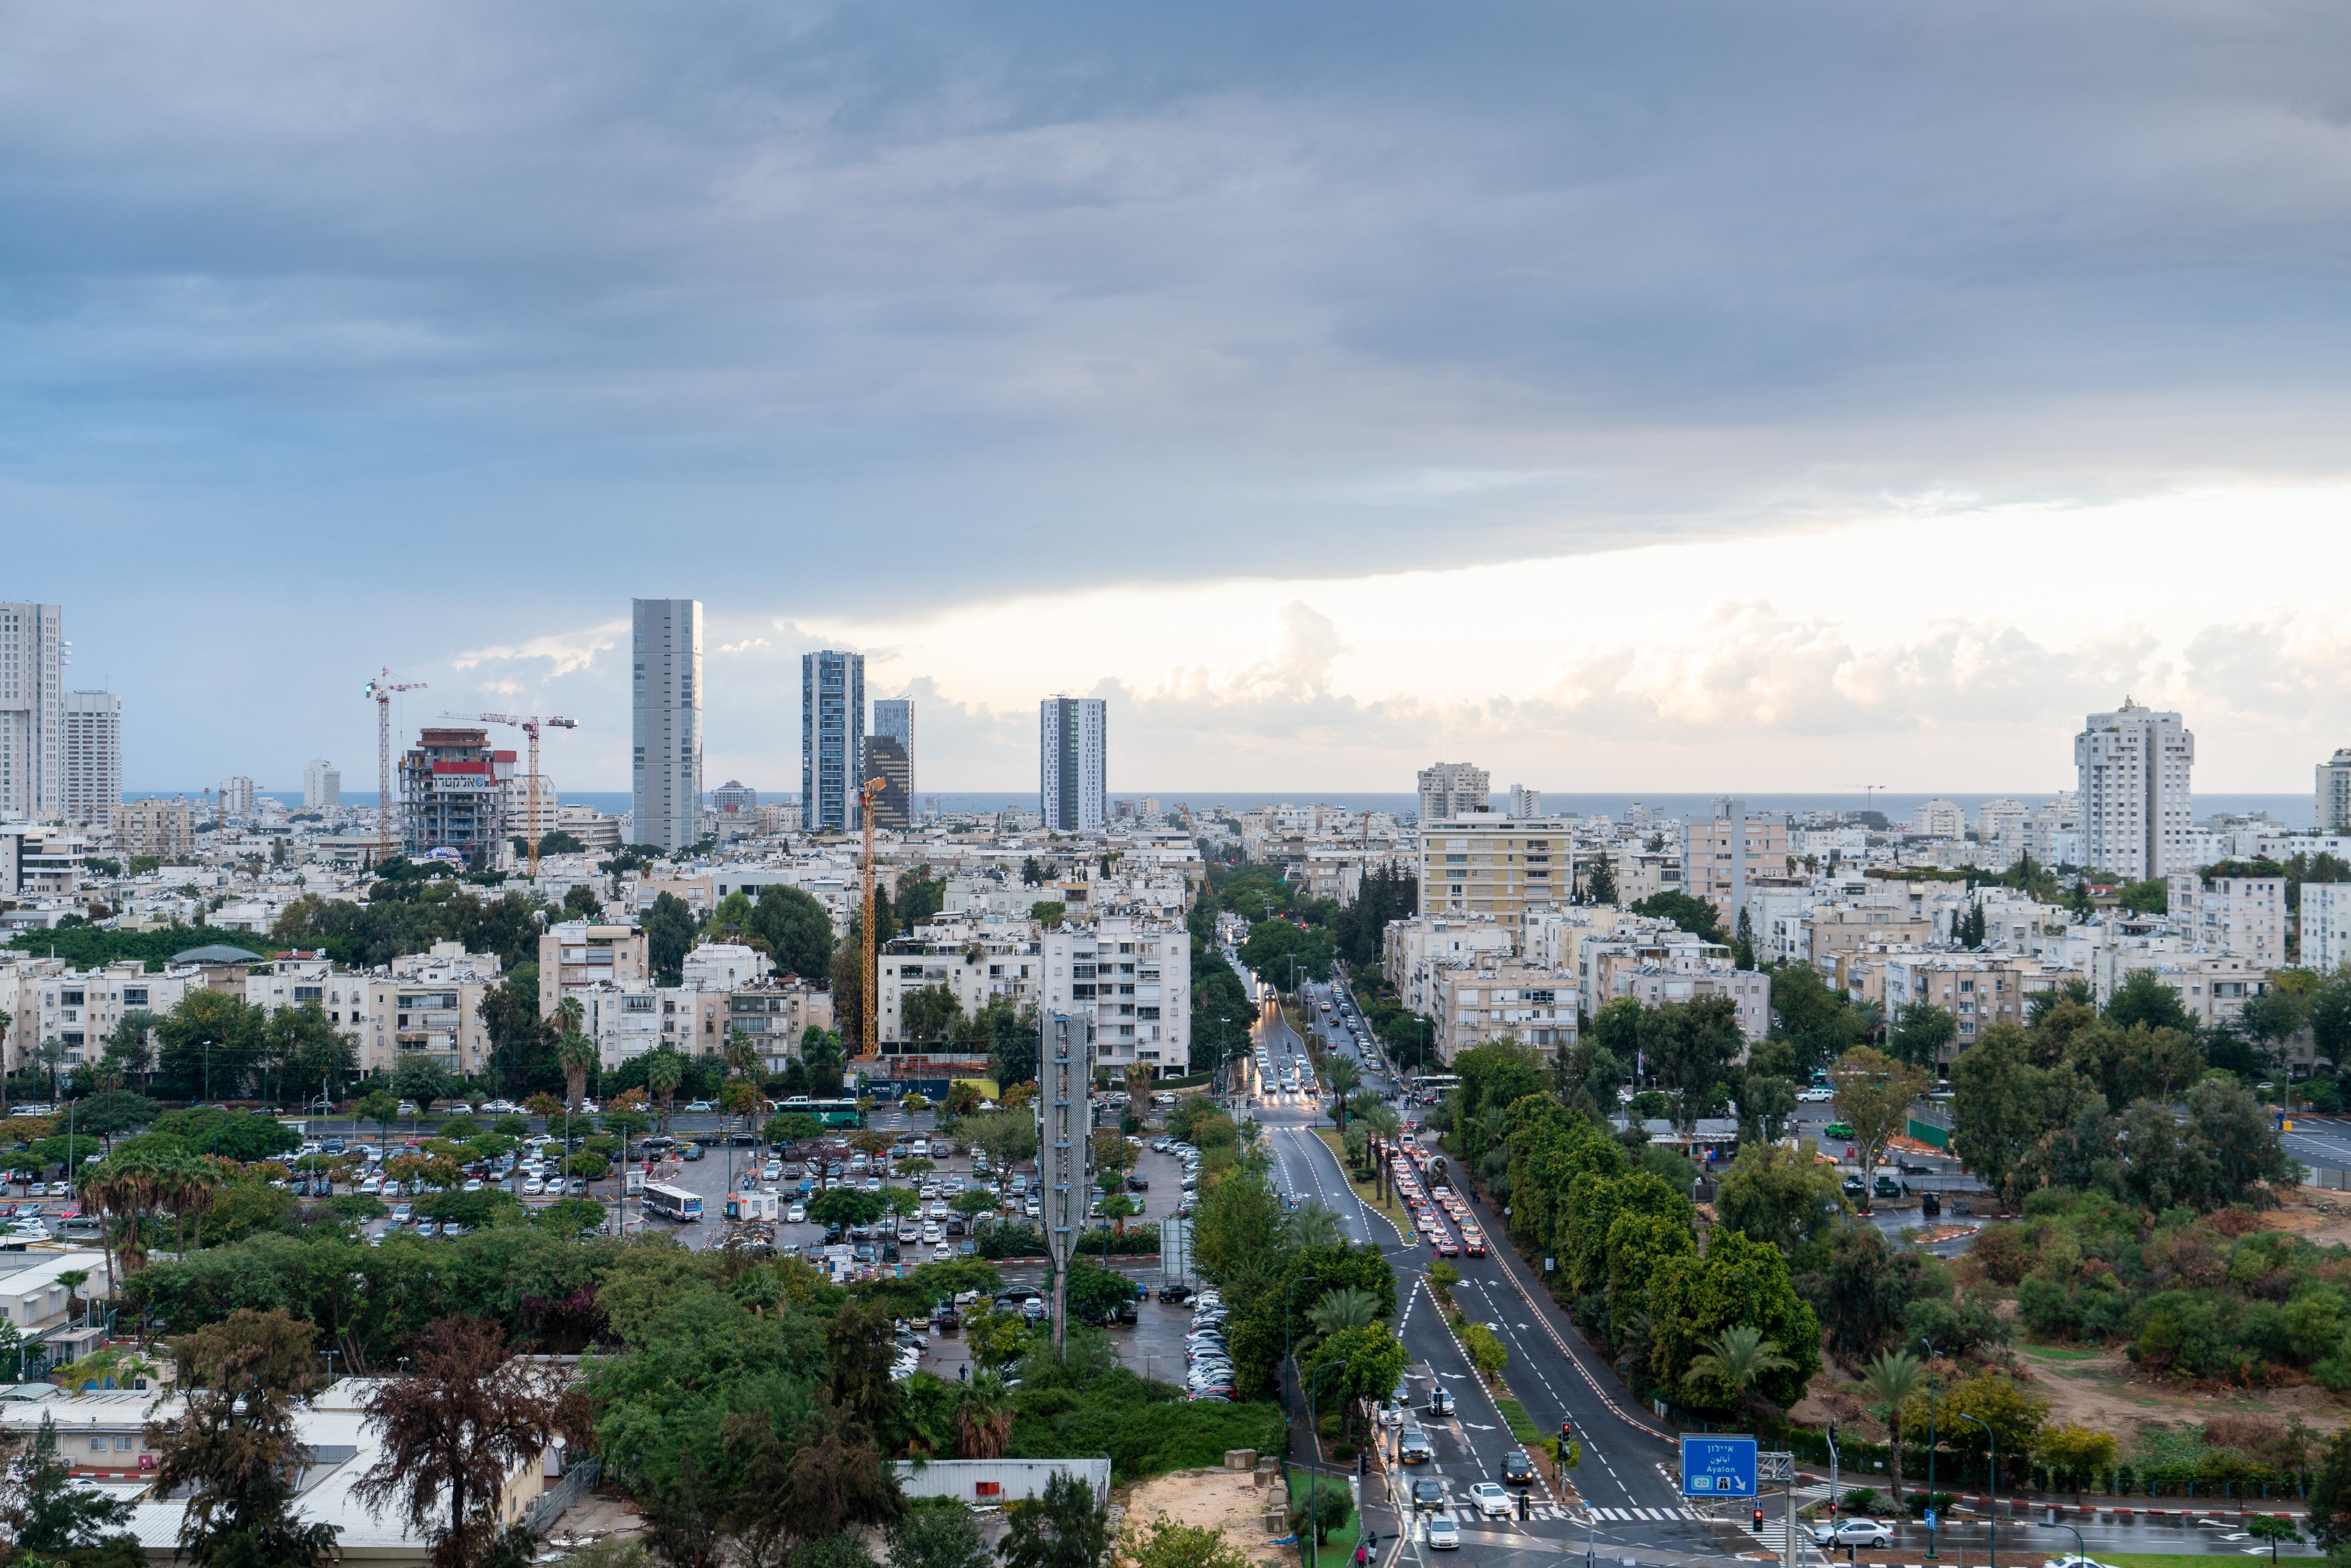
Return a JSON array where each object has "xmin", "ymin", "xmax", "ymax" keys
[{"xmin": 1679, "ymin": 1435, "xmax": 1759, "ymax": 1497}]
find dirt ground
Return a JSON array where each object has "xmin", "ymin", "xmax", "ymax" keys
[
  {"xmin": 2262, "ymin": 1188, "xmax": 2351, "ymax": 1248},
  {"xmin": 1121, "ymin": 1467, "xmax": 1292, "ymax": 1566}
]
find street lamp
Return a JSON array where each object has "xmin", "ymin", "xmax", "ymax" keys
[
  {"xmin": 1919, "ymin": 1338, "xmax": 1939, "ymax": 1561},
  {"xmin": 1956, "ymin": 1412, "xmax": 1996, "ymax": 1568},
  {"xmin": 2041, "ymin": 1520, "xmax": 2085, "ymax": 1568},
  {"xmin": 1305, "ymin": 1359, "xmax": 1349, "ymax": 1568}
]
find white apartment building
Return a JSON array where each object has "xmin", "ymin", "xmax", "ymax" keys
[
  {"xmin": 2165, "ymin": 873, "xmax": 2286, "ymax": 965},
  {"xmin": 0, "ymin": 826, "xmax": 91, "ymax": 899},
  {"xmin": 699, "ymin": 977, "xmax": 832, "ymax": 1074},
  {"xmin": 2076, "ymin": 700, "xmax": 2195, "ymax": 880},
  {"xmin": 1506, "ymin": 784, "xmax": 1543, "ymax": 817},
  {"xmin": 2320, "ymin": 751, "xmax": 2351, "ymax": 835},
  {"xmin": 1417, "ymin": 762, "xmax": 1489, "ymax": 822},
  {"xmin": 1382, "ymin": 915, "xmax": 1516, "ymax": 1017},
  {"xmin": 2307, "ymin": 884, "xmax": 2351, "ymax": 975},
  {"xmin": 2102, "ymin": 950, "xmax": 2270, "ymax": 1035},
  {"xmin": 1606, "ymin": 961, "xmax": 1772, "ymax": 1046},
  {"xmin": 222, "ymin": 775, "xmax": 256, "ymax": 815},
  {"xmin": 362, "ymin": 946, "xmax": 502, "ymax": 1076},
  {"xmin": 1039, "ymin": 696, "xmax": 1108, "ymax": 833},
  {"xmin": 60, "ymin": 691, "xmax": 119, "ymax": 828},
  {"xmin": 27, "ymin": 961, "xmax": 196, "ymax": 1064},
  {"xmin": 1911, "ymin": 799, "xmax": 1966, "ymax": 839},
  {"xmin": 1419, "ymin": 816, "xmax": 1571, "ymax": 930},
  {"xmin": 681, "ymin": 940, "xmax": 772, "ymax": 992},
  {"xmin": 1040, "ymin": 914, "xmax": 1190, "ymax": 1073},
  {"xmin": 303, "ymin": 758, "xmax": 341, "ymax": 810},
  {"xmin": 1974, "ymin": 798, "xmax": 2028, "ymax": 846},
  {"xmin": 878, "ymin": 921, "xmax": 1041, "ymax": 1051},
  {"xmin": 0, "ymin": 603, "xmax": 65, "ymax": 822}
]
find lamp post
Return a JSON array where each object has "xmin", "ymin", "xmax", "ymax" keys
[
  {"xmin": 2042, "ymin": 1520, "xmax": 2085, "ymax": 1568},
  {"xmin": 1920, "ymin": 1339, "xmax": 1939, "ymax": 1561},
  {"xmin": 1307, "ymin": 1359, "xmax": 1348, "ymax": 1568},
  {"xmin": 1957, "ymin": 1412, "xmax": 1995, "ymax": 1568}
]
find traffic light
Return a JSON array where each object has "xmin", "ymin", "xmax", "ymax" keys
[{"xmin": 1559, "ymin": 1419, "xmax": 1573, "ymax": 1447}]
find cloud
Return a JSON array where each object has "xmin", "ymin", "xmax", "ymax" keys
[
  {"xmin": 452, "ymin": 620, "xmax": 625, "ymax": 677},
  {"xmin": 714, "ymin": 637, "xmax": 770, "ymax": 655}
]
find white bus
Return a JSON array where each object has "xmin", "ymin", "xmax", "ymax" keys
[{"xmin": 643, "ymin": 1182, "xmax": 705, "ymax": 1222}]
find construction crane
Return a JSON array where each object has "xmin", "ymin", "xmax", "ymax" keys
[
  {"xmin": 363, "ymin": 669, "xmax": 427, "ymax": 862},
  {"xmin": 455, "ymin": 711, "xmax": 578, "ymax": 876},
  {"xmin": 857, "ymin": 775, "xmax": 888, "ymax": 1060},
  {"xmin": 1850, "ymin": 783, "xmax": 1887, "ymax": 819}
]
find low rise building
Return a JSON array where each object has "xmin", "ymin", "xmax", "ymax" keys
[
  {"xmin": 538, "ymin": 920, "xmax": 651, "ymax": 1018},
  {"xmin": 2305, "ymin": 883, "xmax": 2351, "ymax": 974},
  {"xmin": 1606, "ymin": 960, "xmax": 1771, "ymax": 1045},
  {"xmin": 360, "ymin": 944, "xmax": 503, "ymax": 1077},
  {"xmin": 1040, "ymin": 914, "xmax": 1191, "ymax": 1074},
  {"xmin": 877, "ymin": 920, "xmax": 1041, "ymax": 1054},
  {"xmin": 1428, "ymin": 954, "xmax": 1579, "ymax": 1060},
  {"xmin": 2166, "ymin": 872, "xmax": 2288, "ymax": 965}
]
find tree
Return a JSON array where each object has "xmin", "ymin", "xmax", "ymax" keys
[
  {"xmin": 153, "ymin": 989, "xmax": 266, "ymax": 1101},
  {"xmin": 145, "ymin": 1375, "xmax": 341, "ymax": 1566},
  {"xmin": 1648, "ymin": 994, "xmax": 1746, "ymax": 1133},
  {"xmin": 1647, "ymin": 1229, "xmax": 1821, "ymax": 1415},
  {"xmin": 1124, "ymin": 1515, "xmax": 1251, "ymax": 1568},
  {"xmin": 557, "ymin": 1028, "xmax": 597, "ymax": 1116},
  {"xmin": 751, "ymin": 886, "xmax": 836, "ymax": 981},
  {"xmin": 892, "ymin": 1502, "xmax": 994, "ymax": 1568},
  {"xmin": 1585, "ymin": 859, "xmax": 1617, "ymax": 905},
  {"xmin": 642, "ymin": 1050, "xmax": 686, "ymax": 1128},
  {"xmin": 6, "ymin": 1410, "xmax": 138, "ymax": 1559},
  {"xmin": 903, "ymin": 986, "xmax": 963, "ymax": 1047},
  {"xmin": 1714, "ymin": 1140, "xmax": 1845, "ymax": 1258},
  {"xmin": 1685, "ymin": 1324, "xmax": 1795, "ymax": 1428},
  {"xmin": 2105, "ymin": 970, "xmax": 2195, "ymax": 1034},
  {"xmin": 2246, "ymin": 1514, "xmax": 2302, "ymax": 1563},
  {"xmin": 1000, "ymin": 1471, "xmax": 1110, "ymax": 1568},
  {"xmin": 1305, "ymin": 1286, "xmax": 1384, "ymax": 1335},
  {"xmin": 1858, "ymin": 1351, "xmax": 1925, "ymax": 1505},
  {"xmin": 644, "ymin": 893, "xmax": 698, "ymax": 986},
  {"xmin": 1888, "ymin": 1003, "xmax": 1958, "ymax": 1073},
  {"xmin": 1290, "ymin": 1486, "xmax": 1352, "ymax": 1548},
  {"xmin": 1630, "ymin": 892, "xmax": 1725, "ymax": 945},
  {"xmin": 1829, "ymin": 1047, "xmax": 1927, "ymax": 1211},
  {"xmin": 1324, "ymin": 1057, "xmax": 1362, "ymax": 1126},
  {"xmin": 356, "ymin": 1316, "xmax": 578, "ymax": 1568},
  {"xmin": 2034, "ymin": 1424, "xmax": 2119, "ymax": 1504},
  {"xmin": 394, "ymin": 1051, "xmax": 459, "ymax": 1109}
]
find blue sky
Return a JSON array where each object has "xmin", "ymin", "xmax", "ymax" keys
[{"xmin": 8, "ymin": 1, "xmax": 2351, "ymax": 795}]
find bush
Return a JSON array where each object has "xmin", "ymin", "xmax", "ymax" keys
[
  {"xmin": 1904, "ymin": 1492, "xmax": 1958, "ymax": 1519},
  {"xmin": 1841, "ymin": 1489, "xmax": 1879, "ymax": 1513}
]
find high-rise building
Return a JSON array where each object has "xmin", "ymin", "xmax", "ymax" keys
[
  {"xmin": 1417, "ymin": 762, "xmax": 1489, "ymax": 822},
  {"xmin": 118, "ymin": 796, "xmax": 195, "ymax": 862},
  {"xmin": 1911, "ymin": 799, "xmax": 1965, "ymax": 839},
  {"xmin": 711, "ymin": 779, "xmax": 758, "ymax": 816},
  {"xmin": 2075, "ymin": 699, "xmax": 2195, "ymax": 880},
  {"xmin": 61, "ymin": 691, "xmax": 120, "ymax": 827},
  {"xmin": 223, "ymin": 775, "xmax": 257, "ymax": 815},
  {"xmin": 400, "ymin": 726, "xmax": 515, "ymax": 863},
  {"xmin": 2320, "ymin": 750, "xmax": 2351, "ymax": 835},
  {"xmin": 632, "ymin": 598, "xmax": 704, "ymax": 851},
  {"xmin": 1683, "ymin": 797, "xmax": 1792, "ymax": 916},
  {"xmin": 0, "ymin": 603, "xmax": 65, "ymax": 820},
  {"xmin": 303, "ymin": 758, "xmax": 341, "ymax": 810},
  {"xmin": 872, "ymin": 698, "xmax": 916, "ymax": 801},
  {"xmin": 802, "ymin": 651, "xmax": 866, "ymax": 834},
  {"xmin": 1506, "ymin": 784, "xmax": 1542, "ymax": 818},
  {"xmin": 1039, "ymin": 696, "xmax": 1107, "ymax": 833},
  {"xmin": 1418, "ymin": 813, "xmax": 1570, "ymax": 930},
  {"xmin": 865, "ymin": 735, "xmax": 912, "ymax": 831}
]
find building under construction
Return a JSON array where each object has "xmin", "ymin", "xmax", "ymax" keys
[{"xmin": 400, "ymin": 727, "xmax": 516, "ymax": 865}]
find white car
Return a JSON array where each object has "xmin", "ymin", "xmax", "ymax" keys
[
  {"xmin": 786, "ymin": 1203, "xmax": 807, "ymax": 1224},
  {"xmin": 1469, "ymin": 1482, "xmax": 1511, "ymax": 1519},
  {"xmin": 523, "ymin": 1177, "xmax": 546, "ymax": 1195},
  {"xmin": 1799, "ymin": 1085, "xmax": 1835, "ymax": 1103},
  {"xmin": 1814, "ymin": 1519, "xmax": 1894, "ymax": 1549},
  {"xmin": 1426, "ymin": 1515, "xmax": 1459, "ymax": 1550}
]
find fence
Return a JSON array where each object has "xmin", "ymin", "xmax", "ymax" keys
[
  {"xmin": 893, "ymin": 1458, "xmax": 1113, "ymax": 1506},
  {"xmin": 523, "ymin": 1457, "xmax": 602, "ymax": 1533}
]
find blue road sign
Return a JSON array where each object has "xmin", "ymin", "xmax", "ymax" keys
[
  {"xmin": 1924, "ymin": 1510, "xmax": 1938, "ymax": 1530},
  {"xmin": 1679, "ymin": 1435, "xmax": 1759, "ymax": 1497}
]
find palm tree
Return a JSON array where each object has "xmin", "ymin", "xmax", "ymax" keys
[
  {"xmin": 1325, "ymin": 1058, "xmax": 1362, "ymax": 1126},
  {"xmin": 953, "ymin": 1373, "xmax": 1016, "ymax": 1459},
  {"xmin": 1859, "ymin": 1349, "xmax": 1925, "ymax": 1505},
  {"xmin": 1685, "ymin": 1324, "xmax": 1796, "ymax": 1429},
  {"xmin": 1305, "ymin": 1286, "xmax": 1384, "ymax": 1335},
  {"xmin": 643, "ymin": 1051, "xmax": 684, "ymax": 1131},
  {"xmin": 555, "ymin": 1029, "xmax": 597, "ymax": 1117},
  {"xmin": 1281, "ymin": 1201, "xmax": 1345, "ymax": 1251}
]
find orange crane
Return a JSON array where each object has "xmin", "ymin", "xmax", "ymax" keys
[
  {"xmin": 859, "ymin": 775, "xmax": 887, "ymax": 1060},
  {"xmin": 363, "ymin": 669, "xmax": 427, "ymax": 862},
  {"xmin": 457, "ymin": 711, "xmax": 578, "ymax": 875}
]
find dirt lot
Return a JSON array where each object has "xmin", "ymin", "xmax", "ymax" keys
[
  {"xmin": 1121, "ymin": 1467, "xmax": 1291, "ymax": 1567},
  {"xmin": 2262, "ymin": 1188, "xmax": 2351, "ymax": 1248}
]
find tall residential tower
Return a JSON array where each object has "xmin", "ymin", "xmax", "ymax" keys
[
  {"xmin": 2075, "ymin": 699, "xmax": 2195, "ymax": 880},
  {"xmin": 61, "ymin": 691, "xmax": 120, "ymax": 827},
  {"xmin": 1040, "ymin": 696, "xmax": 1107, "ymax": 833},
  {"xmin": 872, "ymin": 697, "xmax": 916, "ymax": 803},
  {"xmin": 802, "ymin": 650, "xmax": 865, "ymax": 833},
  {"xmin": 632, "ymin": 598, "xmax": 704, "ymax": 851},
  {"xmin": 1417, "ymin": 761, "xmax": 1489, "ymax": 822},
  {"xmin": 0, "ymin": 603, "xmax": 65, "ymax": 820}
]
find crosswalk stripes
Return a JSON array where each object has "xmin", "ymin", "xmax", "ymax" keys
[{"xmin": 1576, "ymin": 1506, "xmax": 1711, "ymax": 1523}]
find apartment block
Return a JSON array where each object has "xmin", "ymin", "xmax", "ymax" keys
[
  {"xmin": 2320, "ymin": 751, "xmax": 2351, "ymax": 835},
  {"xmin": 878, "ymin": 921, "xmax": 1041, "ymax": 1053},
  {"xmin": 1040, "ymin": 696, "xmax": 1107, "ymax": 833},
  {"xmin": 28, "ymin": 961, "xmax": 197, "ymax": 1064},
  {"xmin": 114, "ymin": 796, "xmax": 197, "ymax": 861},
  {"xmin": 1606, "ymin": 960, "xmax": 1771, "ymax": 1046},
  {"xmin": 1428, "ymin": 954, "xmax": 1578, "ymax": 1060},
  {"xmin": 60, "ymin": 691, "xmax": 119, "ymax": 827},
  {"xmin": 1880, "ymin": 953, "xmax": 2042, "ymax": 1063},
  {"xmin": 2306, "ymin": 884, "xmax": 2351, "ymax": 974},
  {"xmin": 634, "ymin": 598, "xmax": 705, "ymax": 852},
  {"xmin": 1682, "ymin": 798, "xmax": 1791, "ymax": 917},
  {"xmin": 0, "ymin": 603, "xmax": 65, "ymax": 820},
  {"xmin": 873, "ymin": 698, "xmax": 916, "ymax": 801},
  {"xmin": 1505, "ymin": 784, "xmax": 1542, "ymax": 817},
  {"xmin": 538, "ymin": 920, "xmax": 652, "ymax": 1018},
  {"xmin": 1911, "ymin": 799, "xmax": 1965, "ymax": 839},
  {"xmin": 1040, "ymin": 913, "xmax": 1189, "ymax": 1073},
  {"xmin": 1416, "ymin": 762, "xmax": 1489, "ymax": 822},
  {"xmin": 2076, "ymin": 699, "xmax": 2195, "ymax": 880},
  {"xmin": 803, "ymin": 649, "xmax": 865, "ymax": 834},
  {"xmin": 400, "ymin": 728, "xmax": 515, "ymax": 863},
  {"xmin": 865, "ymin": 734, "xmax": 913, "ymax": 832},
  {"xmin": 2166, "ymin": 873, "xmax": 2287, "ymax": 964},
  {"xmin": 1418, "ymin": 816, "xmax": 1570, "ymax": 932},
  {"xmin": 701, "ymin": 977, "xmax": 832, "ymax": 1074},
  {"xmin": 303, "ymin": 757, "xmax": 341, "ymax": 810},
  {"xmin": 360, "ymin": 946, "xmax": 502, "ymax": 1076},
  {"xmin": 1382, "ymin": 915, "xmax": 1516, "ymax": 1018}
]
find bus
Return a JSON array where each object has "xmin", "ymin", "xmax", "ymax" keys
[
  {"xmin": 642, "ymin": 1183, "xmax": 705, "ymax": 1223},
  {"xmin": 773, "ymin": 1097, "xmax": 867, "ymax": 1130}
]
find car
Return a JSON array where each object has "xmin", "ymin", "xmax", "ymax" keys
[
  {"xmin": 1469, "ymin": 1482, "xmax": 1511, "ymax": 1519},
  {"xmin": 1411, "ymin": 1478, "xmax": 1445, "ymax": 1512},
  {"xmin": 681, "ymin": 1143, "xmax": 705, "ymax": 1161},
  {"xmin": 1874, "ymin": 1176, "xmax": 1907, "ymax": 1200},
  {"xmin": 786, "ymin": 1202, "xmax": 808, "ymax": 1223},
  {"xmin": 684, "ymin": 1100, "xmax": 715, "ymax": 1113},
  {"xmin": 1823, "ymin": 1121, "xmax": 1856, "ymax": 1140},
  {"xmin": 522, "ymin": 1176, "xmax": 547, "ymax": 1195},
  {"xmin": 1428, "ymin": 1387, "xmax": 1455, "ymax": 1418},
  {"xmin": 1501, "ymin": 1451, "xmax": 1533, "ymax": 1487},
  {"xmin": 1814, "ymin": 1519, "xmax": 1894, "ymax": 1549},
  {"xmin": 390, "ymin": 1202, "xmax": 413, "ymax": 1225},
  {"xmin": 1426, "ymin": 1515, "xmax": 1459, "ymax": 1550},
  {"xmin": 462, "ymin": 1178, "xmax": 484, "ymax": 1193},
  {"xmin": 1798, "ymin": 1085, "xmax": 1834, "ymax": 1103},
  {"xmin": 1398, "ymin": 1427, "xmax": 1434, "ymax": 1464},
  {"xmin": 416, "ymin": 1220, "xmax": 439, "ymax": 1238},
  {"xmin": 396, "ymin": 1100, "xmax": 420, "ymax": 1116}
]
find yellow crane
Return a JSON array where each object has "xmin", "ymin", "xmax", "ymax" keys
[
  {"xmin": 860, "ymin": 775, "xmax": 888, "ymax": 1061},
  {"xmin": 362, "ymin": 669, "xmax": 426, "ymax": 862},
  {"xmin": 457, "ymin": 711, "xmax": 578, "ymax": 875}
]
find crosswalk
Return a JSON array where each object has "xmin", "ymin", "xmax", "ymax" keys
[{"xmin": 1574, "ymin": 1506, "xmax": 1712, "ymax": 1523}]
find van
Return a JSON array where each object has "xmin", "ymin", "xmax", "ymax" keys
[{"xmin": 909, "ymin": 1138, "xmax": 930, "ymax": 1158}]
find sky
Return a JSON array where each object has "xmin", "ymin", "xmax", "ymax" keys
[{"xmin": 7, "ymin": 1, "xmax": 2351, "ymax": 796}]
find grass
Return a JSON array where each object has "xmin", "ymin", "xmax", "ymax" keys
[
  {"xmin": 1493, "ymin": 1395, "xmax": 1545, "ymax": 1449},
  {"xmin": 1285, "ymin": 1466, "xmax": 1360, "ymax": 1562},
  {"xmin": 1314, "ymin": 1130, "xmax": 1411, "ymax": 1228},
  {"xmin": 2018, "ymin": 1345, "xmax": 2103, "ymax": 1362}
]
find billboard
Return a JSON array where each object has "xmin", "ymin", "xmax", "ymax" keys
[{"xmin": 1679, "ymin": 1435, "xmax": 1758, "ymax": 1498}]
